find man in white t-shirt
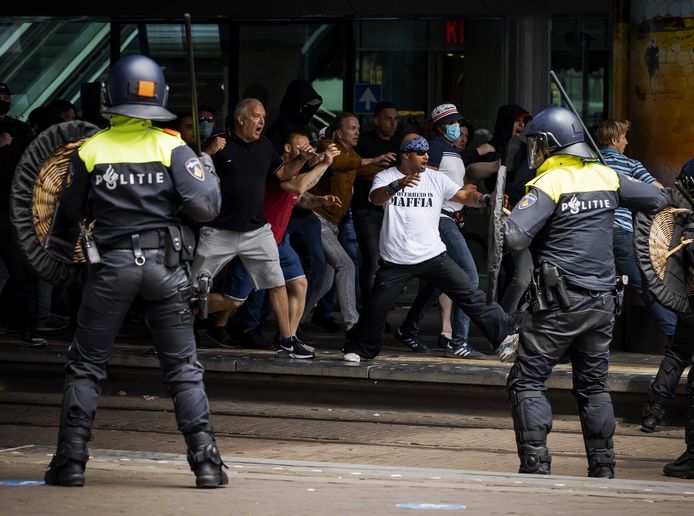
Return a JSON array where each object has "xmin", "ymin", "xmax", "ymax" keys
[{"xmin": 342, "ymin": 134, "xmax": 519, "ymax": 363}]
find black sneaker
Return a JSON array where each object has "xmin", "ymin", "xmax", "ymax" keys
[
  {"xmin": 437, "ymin": 333, "xmax": 452, "ymax": 349},
  {"xmin": 205, "ymin": 326, "xmax": 234, "ymax": 348},
  {"xmin": 445, "ymin": 341, "xmax": 487, "ymax": 359},
  {"xmin": 37, "ymin": 314, "xmax": 70, "ymax": 332},
  {"xmin": 275, "ymin": 329, "xmax": 315, "ymax": 353},
  {"xmin": 394, "ymin": 327, "xmax": 430, "ymax": 353},
  {"xmin": 277, "ymin": 335, "xmax": 315, "ymax": 359},
  {"xmin": 296, "ymin": 324, "xmax": 316, "ymax": 347}
]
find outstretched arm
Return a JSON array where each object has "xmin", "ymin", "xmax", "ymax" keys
[
  {"xmin": 279, "ymin": 144, "xmax": 341, "ymax": 194},
  {"xmin": 369, "ymin": 172, "xmax": 421, "ymax": 206}
]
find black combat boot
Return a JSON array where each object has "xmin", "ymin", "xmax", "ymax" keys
[
  {"xmin": 518, "ymin": 443, "xmax": 551, "ymax": 474},
  {"xmin": 44, "ymin": 436, "xmax": 89, "ymax": 486},
  {"xmin": 663, "ymin": 445, "xmax": 694, "ymax": 479},
  {"xmin": 640, "ymin": 395, "xmax": 667, "ymax": 433},
  {"xmin": 185, "ymin": 431, "xmax": 228, "ymax": 488},
  {"xmin": 587, "ymin": 450, "xmax": 616, "ymax": 478}
]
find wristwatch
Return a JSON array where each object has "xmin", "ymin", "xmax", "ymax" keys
[{"xmin": 479, "ymin": 193, "xmax": 491, "ymax": 207}]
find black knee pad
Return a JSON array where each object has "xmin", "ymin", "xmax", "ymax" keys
[
  {"xmin": 510, "ymin": 389, "xmax": 552, "ymax": 446},
  {"xmin": 575, "ymin": 391, "xmax": 615, "ymax": 438}
]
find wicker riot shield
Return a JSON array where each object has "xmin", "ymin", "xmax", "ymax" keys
[
  {"xmin": 10, "ymin": 120, "xmax": 99, "ymax": 288},
  {"xmin": 634, "ymin": 188, "xmax": 694, "ymax": 315}
]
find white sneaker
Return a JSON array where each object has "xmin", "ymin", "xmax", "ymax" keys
[
  {"xmin": 343, "ymin": 352, "xmax": 361, "ymax": 363},
  {"xmin": 496, "ymin": 334, "xmax": 519, "ymax": 363}
]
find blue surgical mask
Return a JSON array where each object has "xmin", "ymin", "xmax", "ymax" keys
[
  {"xmin": 199, "ymin": 120, "xmax": 214, "ymax": 140},
  {"xmin": 444, "ymin": 123, "xmax": 461, "ymax": 141}
]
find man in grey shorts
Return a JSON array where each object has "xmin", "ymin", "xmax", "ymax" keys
[{"xmin": 191, "ymin": 98, "xmax": 315, "ymax": 359}]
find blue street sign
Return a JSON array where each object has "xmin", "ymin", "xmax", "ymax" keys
[{"xmin": 354, "ymin": 83, "xmax": 382, "ymax": 114}]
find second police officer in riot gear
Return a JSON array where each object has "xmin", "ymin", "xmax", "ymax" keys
[
  {"xmin": 502, "ymin": 107, "xmax": 668, "ymax": 478},
  {"xmin": 657, "ymin": 159, "xmax": 694, "ymax": 479},
  {"xmin": 44, "ymin": 55, "xmax": 227, "ymax": 488}
]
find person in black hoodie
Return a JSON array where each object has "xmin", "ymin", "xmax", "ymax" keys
[
  {"xmin": 265, "ymin": 79, "xmax": 323, "ymax": 151},
  {"xmin": 230, "ymin": 80, "xmax": 326, "ymax": 346},
  {"xmin": 482, "ymin": 104, "xmax": 534, "ymax": 313},
  {"xmin": 483, "ymin": 104, "xmax": 533, "ymax": 204}
]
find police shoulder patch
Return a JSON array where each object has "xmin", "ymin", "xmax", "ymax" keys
[
  {"xmin": 518, "ymin": 192, "xmax": 537, "ymax": 210},
  {"xmin": 185, "ymin": 157, "xmax": 205, "ymax": 182}
]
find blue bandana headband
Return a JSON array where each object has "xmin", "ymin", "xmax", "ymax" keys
[{"xmin": 400, "ymin": 136, "xmax": 429, "ymax": 153}]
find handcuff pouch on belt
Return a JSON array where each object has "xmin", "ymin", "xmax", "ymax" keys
[
  {"xmin": 165, "ymin": 225, "xmax": 197, "ymax": 267},
  {"xmin": 527, "ymin": 263, "xmax": 572, "ymax": 312},
  {"xmin": 615, "ymin": 274, "xmax": 629, "ymax": 316}
]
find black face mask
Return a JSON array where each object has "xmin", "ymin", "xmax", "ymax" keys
[{"xmin": 0, "ymin": 100, "xmax": 10, "ymax": 115}]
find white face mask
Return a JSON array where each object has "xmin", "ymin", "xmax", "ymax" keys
[{"xmin": 199, "ymin": 120, "xmax": 214, "ymax": 139}]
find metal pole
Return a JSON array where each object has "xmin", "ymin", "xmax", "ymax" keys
[
  {"xmin": 549, "ymin": 70, "xmax": 606, "ymax": 166},
  {"xmin": 184, "ymin": 13, "xmax": 201, "ymax": 155}
]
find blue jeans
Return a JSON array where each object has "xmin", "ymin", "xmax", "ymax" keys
[
  {"xmin": 400, "ymin": 216, "xmax": 478, "ymax": 345},
  {"xmin": 286, "ymin": 210, "xmax": 326, "ymax": 307},
  {"xmin": 613, "ymin": 227, "xmax": 676, "ymax": 337}
]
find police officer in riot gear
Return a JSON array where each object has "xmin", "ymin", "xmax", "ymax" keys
[
  {"xmin": 640, "ymin": 159, "xmax": 694, "ymax": 435},
  {"xmin": 44, "ymin": 55, "xmax": 226, "ymax": 488},
  {"xmin": 658, "ymin": 159, "xmax": 694, "ymax": 478},
  {"xmin": 503, "ymin": 106, "xmax": 668, "ymax": 478}
]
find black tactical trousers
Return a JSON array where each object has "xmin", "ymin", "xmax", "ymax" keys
[
  {"xmin": 59, "ymin": 248, "xmax": 211, "ymax": 438},
  {"xmin": 651, "ymin": 313, "xmax": 694, "ymax": 401},
  {"xmin": 507, "ymin": 289, "xmax": 616, "ymax": 454},
  {"xmin": 344, "ymin": 252, "xmax": 514, "ymax": 359}
]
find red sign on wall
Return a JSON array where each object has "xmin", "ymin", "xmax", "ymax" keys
[{"xmin": 445, "ymin": 20, "xmax": 465, "ymax": 45}]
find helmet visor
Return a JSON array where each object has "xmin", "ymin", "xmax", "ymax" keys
[{"xmin": 526, "ymin": 132, "xmax": 552, "ymax": 169}]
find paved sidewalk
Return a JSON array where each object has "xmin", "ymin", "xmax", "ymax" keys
[{"xmin": 2, "ymin": 446, "xmax": 693, "ymax": 515}]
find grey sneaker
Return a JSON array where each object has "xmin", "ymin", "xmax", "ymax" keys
[
  {"xmin": 445, "ymin": 342, "xmax": 488, "ymax": 359},
  {"xmin": 496, "ymin": 333, "xmax": 519, "ymax": 363}
]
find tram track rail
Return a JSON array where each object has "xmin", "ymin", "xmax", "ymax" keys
[{"xmin": 0, "ymin": 392, "xmax": 682, "ymax": 478}]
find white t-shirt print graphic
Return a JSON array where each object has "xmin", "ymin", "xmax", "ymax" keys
[{"xmin": 370, "ymin": 166, "xmax": 461, "ymax": 265}]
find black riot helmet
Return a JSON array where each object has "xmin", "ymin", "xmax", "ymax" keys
[
  {"xmin": 102, "ymin": 55, "xmax": 175, "ymax": 121},
  {"xmin": 525, "ymin": 106, "xmax": 597, "ymax": 169},
  {"xmin": 675, "ymin": 158, "xmax": 694, "ymax": 203}
]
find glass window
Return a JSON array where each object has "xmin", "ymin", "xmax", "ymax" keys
[
  {"xmin": 122, "ymin": 23, "xmax": 228, "ymax": 128},
  {"xmin": 0, "ymin": 19, "xmax": 111, "ymax": 121},
  {"xmin": 0, "ymin": 19, "xmax": 228, "ymax": 131},
  {"xmin": 356, "ymin": 18, "xmax": 504, "ymax": 147},
  {"xmin": 238, "ymin": 23, "xmax": 346, "ymax": 134},
  {"xmin": 551, "ymin": 16, "xmax": 611, "ymax": 126}
]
